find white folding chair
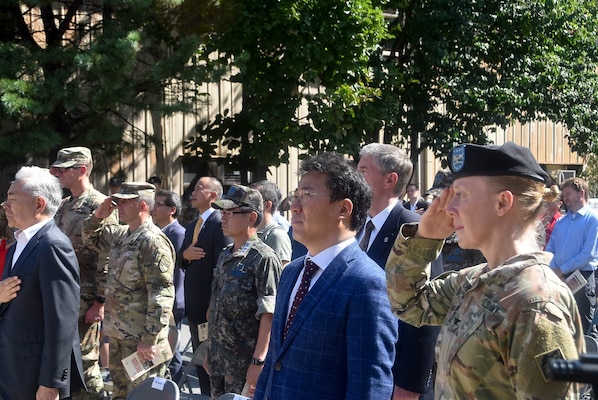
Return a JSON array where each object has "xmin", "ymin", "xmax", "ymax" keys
[
  {"xmin": 126, "ymin": 376, "xmax": 179, "ymax": 400},
  {"xmin": 178, "ymin": 340, "xmax": 208, "ymax": 391},
  {"xmin": 217, "ymin": 394, "xmax": 251, "ymax": 400}
]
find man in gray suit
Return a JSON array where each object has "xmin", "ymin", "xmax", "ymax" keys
[{"xmin": 0, "ymin": 166, "xmax": 85, "ymax": 400}]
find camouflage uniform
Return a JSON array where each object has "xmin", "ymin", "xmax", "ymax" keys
[
  {"xmin": 83, "ymin": 216, "xmax": 175, "ymax": 400},
  {"xmin": 207, "ymin": 237, "xmax": 282, "ymax": 397},
  {"xmin": 386, "ymin": 224, "xmax": 583, "ymax": 400},
  {"xmin": 54, "ymin": 186, "xmax": 117, "ymax": 399}
]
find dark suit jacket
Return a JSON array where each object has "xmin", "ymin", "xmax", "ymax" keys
[
  {"xmin": 163, "ymin": 220, "xmax": 186, "ymax": 322},
  {"xmin": 367, "ymin": 202, "xmax": 441, "ymax": 394},
  {"xmin": 402, "ymin": 199, "xmax": 430, "ymax": 213},
  {"xmin": 181, "ymin": 211, "xmax": 231, "ymax": 324},
  {"xmin": 255, "ymin": 243, "xmax": 398, "ymax": 400},
  {"xmin": 0, "ymin": 220, "xmax": 85, "ymax": 400}
]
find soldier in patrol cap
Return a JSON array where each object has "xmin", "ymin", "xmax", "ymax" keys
[
  {"xmin": 51, "ymin": 146, "xmax": 119, "ymax": 400},
  {"xmin": 206, "ymin": 184, "xmax": 282, "ymax": 398},
  {"xmin": 82, "ymin": 182, "xmax": 175, "ymax": 399},
  {"xmin": 386, "ymin": 142, "xmax": 583, "ymax": 399}
]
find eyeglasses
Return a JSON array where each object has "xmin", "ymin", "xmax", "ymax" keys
[
  {"xmin": 50, "ymin": 166, "xmax": 81, "ymax": 174},
  {"xmin": 220, "ymin": 209, "xmax": 252, "ymax": 218},
  {"xmin": 154, "ymin": 201, "xmax": 172, "ymax": 207},
  {"xmin": 288, "ymin": 188, "xmax": 340, "ymax": 203}
]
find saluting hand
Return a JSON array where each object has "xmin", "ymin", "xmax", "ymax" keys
[
  {"xmin": 416, "ymin": 188, "xmax": 455, "ymax": 240},
  {"xmin": 94, "ymin": 197, "xmax": 116, "ymax": 220}
]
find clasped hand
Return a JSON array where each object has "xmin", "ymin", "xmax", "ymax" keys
[{"xmin": 0, "ymin": 276, "xmax": 21, "ymax": 303}]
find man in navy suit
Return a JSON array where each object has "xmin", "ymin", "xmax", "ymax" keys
[
  {"xmin": 181, "ymin": 176, "xmax": 231, "ymax": 394},
  {"xmin": 358, "ymin": 143, "xmax": 441, "ymax": 400},
  {"xmin": 255, "ymin": 152, "xmax": 397, "ymax": 400},
  {"xmin": 0, "ymin": 166, "xmax": 85, "ymax": 400},
  {"xmin": 403, "ymin": 183, "xmax": 429, "ymax": 215},
  {"xmin": 151, "ymin": 189, "xmax": 186, "ymax": 382}
]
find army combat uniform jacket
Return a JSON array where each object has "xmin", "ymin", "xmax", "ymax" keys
[
  {"xmin": 386, "ymin": 224, "xmax": 583, "ymax": 400},
  {"xmin": 83, "ymin": 216, "xmax": 175, "ymax": 345},
  {"xmin": 54, "ymin": 187, "xmax": 118, "ymax": 313}
]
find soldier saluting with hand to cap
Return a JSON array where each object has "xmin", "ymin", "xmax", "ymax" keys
[
  {"xmin": 386, "ymin": 142, "xmax": 583, "ymax": 400},
  {"xmin": 82, "ymin": 182, "xmax": 175, "ymax": 400}
]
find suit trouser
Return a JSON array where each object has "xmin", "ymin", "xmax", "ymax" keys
[
  {"xmin": 574, "ymin": 270, "xmax": 597, "ymax": 336},
  {"xmin": 189, "ymin": 319, "xmax": 211, "ymax": 394},
  {"xmin": 108, "ymin": 337, "xmax": 169, "ymax": 399}
]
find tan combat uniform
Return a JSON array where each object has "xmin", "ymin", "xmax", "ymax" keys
[
  {"xmin": 83, "ymin": 216, "xmax": 175, "ymax": 400},
  {"xmin": 386, "ymin": 223, "xmax": 583, "ymax": 400},
  {"xmin": 54, "ymin": 187, "xmax": 117, "ymax": 399}
]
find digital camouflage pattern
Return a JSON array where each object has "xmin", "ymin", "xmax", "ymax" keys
[
  {"xmin": 82, "ymin": 216, "xmax": 175, "ymax": 398},
  {"xmin": 207, "ymin": 237, "xmax": 282, "ymax": 391},
  {"xmin": 386, "ymin": 223, "xmax": 583, "ymax": 400},
  {"xmin": 54, "ymin": 186, "xmax": 118, "ymax": 399}
]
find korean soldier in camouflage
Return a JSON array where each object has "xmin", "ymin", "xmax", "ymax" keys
[
  {"xmin": 51, "ymin": 147, "xmax": 118, "ymax": 399},
  {"xmin": 207, "ymin": 185, "xmax": 282, "ymax": 398},
  {"xmin": 386, "ymin": 143, "xmax": 583, "ymax": 400},
  {"xmin": 82, "ymin": 182, "xmax": 175, "ymax": 400}
]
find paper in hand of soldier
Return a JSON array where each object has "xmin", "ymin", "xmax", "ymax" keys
[
  {"xmin": 121, "ymin": 342, "xmax": 173, "ymax": 381},
  {"xmin": 198, "ymin": 322, "xmax": 208, "ymax": 342}
]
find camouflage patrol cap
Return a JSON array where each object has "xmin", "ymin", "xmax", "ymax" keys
[
  {"xmin": 51, "ymin": 147, "xmax": 93, "ymax": 168},
  {"xmin": 213, "ymin": 184, "xmax": 264, "ymax": 213},
  {"xmin": 425, "ymin": 170, "xmax": 452, "ymax": 197},
  {"xmin": 111, "ymin": 182, "xmax": 156, "ymax": 200},
  {"xmin": 448, "ymin": 142, "xmax": 550, "ymax": 185}
]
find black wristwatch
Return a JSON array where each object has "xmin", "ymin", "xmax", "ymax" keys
[
  {"xmin": 250, "ymin": 357, "xmax": 265, "ymax": 366},
  {"xmin": 95, "ymin": 295, "xmax": 106, "ymax": 304}
]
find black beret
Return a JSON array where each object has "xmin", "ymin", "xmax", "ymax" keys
[{"xmin": 448, "ymin": 142, "xmax": 550, "ymax": 185}]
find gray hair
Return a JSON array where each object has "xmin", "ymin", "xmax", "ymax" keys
[
  {"xmin": 359, "ymin": 143, "xmax": 413, "ymax": 196},
  {"xmin": 204, "ymin": 177, "xmax": 224, "ymax": 198},
  {"xmin": 15, "ymin": 166, "xmax": 62, "ymax": 217}
]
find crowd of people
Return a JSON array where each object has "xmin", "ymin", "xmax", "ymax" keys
[{"xmin": 0, "ymin": 141, "xmax": 593, "ymax": 400}]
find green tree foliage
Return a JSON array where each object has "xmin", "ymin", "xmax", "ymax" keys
[
  {"xmin": 186, "ymin": 0, "xmax": 598, "ymax": 169},
  {"xmin": 0, "ymin": 0, "xmax": 205, "ymax": 165},
  {"xmin": 184, "ymin": 0, "xmax": 389, "ymax": 169},
  {"xmin": 381, "ymin": 0, "xmax": 598, "ymax": 166}
]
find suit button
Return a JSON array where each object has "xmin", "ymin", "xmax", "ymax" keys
[{"xmin": 274, "ymin": 362, "xmax": 282, "ymax": 371}]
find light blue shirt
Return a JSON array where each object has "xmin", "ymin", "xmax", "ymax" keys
[{"xmin": 546, "ymin": 205, "xmax": 598, "ymax": 274}]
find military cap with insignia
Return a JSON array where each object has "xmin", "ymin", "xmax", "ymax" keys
[
  {"xmin": 111, "ymin": 182, "xmax": 156, "ymax": 200},
  {"xmin": 448, "ymin": 142, "xmax": 550, "ymax": 185},
  {"xmin": 51, "ymin": 147, "xmax": 93, "ymax": 168},
  {"xmin": 213, "ymin": 184, "xmax": 264, "ymax": 214},
  {"xmin": 425, "ymin": 169, "xmax": 453, "ymax": 197}
]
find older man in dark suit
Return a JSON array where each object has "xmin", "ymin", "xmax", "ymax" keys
[
  {"xmin": 358, "ymin": 143, "xmax": 442, "ymax": 400},
  {"xmin": 0, "ymin": 166, "xmax": 85, "ymax": 400},
  {"xmin": 181, "ymin": 176, "xmax": 232, "ymax": 394}
]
